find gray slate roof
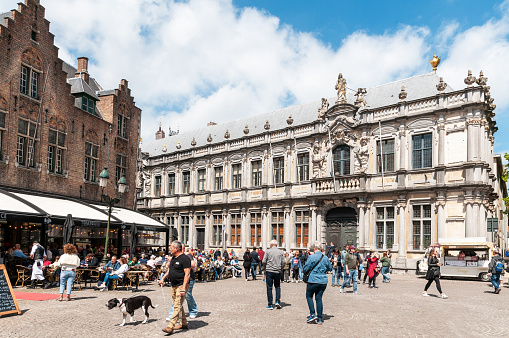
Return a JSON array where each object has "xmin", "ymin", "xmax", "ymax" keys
[
  {"xmin": 67, "ymin": 77, "xmax": 100, "ymax": 100},
  {"xmin": 143, "ymin": 72, "xmax": 453, "ymax": 156},
  {"xmin": 1, "ymin": 11, "xmax": 10, "ymax": 22}
]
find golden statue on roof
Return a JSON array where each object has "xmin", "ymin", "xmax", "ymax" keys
[{"xmin": 429, "ymin": 54, "xmax": 441, "ymax": 72}]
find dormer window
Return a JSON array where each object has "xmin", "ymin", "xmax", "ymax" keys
[{"xmin": 81, "ymin": 95, "xmax": 95, "ymax": 115}]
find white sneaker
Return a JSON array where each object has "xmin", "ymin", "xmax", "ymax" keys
[
  {"xmin": 441, "ymin": 294, "xmax": 448, "ymax": 299},
  {"xmin": 339, "ymin": 288, "xmax": 344, "ymax": 293},
  {"xmin": 233, "ymin": 276, "xmax": 236, "ymax": 279},
  {"xmin": 165, "ymin": 317, "xmax": 171, "ymax": 322},
  {"xmin": 422, "ymin": 292, "xmax": 429, "ymax": 297},
  {"xmin": 189, "ymin": 315, "xmax": 197, "ymax": 319}
]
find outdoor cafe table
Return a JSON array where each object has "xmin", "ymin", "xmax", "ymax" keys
[
  {"xmin": 77, "ymin": 267, "xmax": 100, "ymax": 288},
  {"xmin": 126, "ymin": 270, "xmax": 145, "ymax": 290}
]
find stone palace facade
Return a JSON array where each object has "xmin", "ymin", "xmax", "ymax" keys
[{"xmin": 137, "ymin": 70, "xmax": 506, "ymax": 269}]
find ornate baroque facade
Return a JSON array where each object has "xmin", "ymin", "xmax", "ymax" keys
[{"xmin": 138, "ymin": 70, "xmax": 506, "ymax": 268}]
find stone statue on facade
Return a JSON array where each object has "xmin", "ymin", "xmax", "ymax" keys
[
  {"xmin": 317, "ymin": 98, "xmax": 329, "ymax": 120},
  {"xmin": 312, "ymin": 141, "xmax": 327, "ymax": 178},
  {"xmin": 354, "ymin": 88, "xmax": 367, "ymax": 108},
  {"xmin": 335, "ymin": 73, "xmax": 347, "ymax": 104},
  {"xmin": 353, "ymin": 136, "xmax": 369, "ymax": 173}
]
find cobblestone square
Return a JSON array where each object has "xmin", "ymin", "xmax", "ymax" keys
[{"xmin": 2, "ymin": 274, "xmax": 509, "ymax": 338}]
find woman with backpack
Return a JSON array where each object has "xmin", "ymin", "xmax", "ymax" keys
[
  {"xmin": 423, "ymin": 248, "xmax": 448, "ymax": 298},
  {"xmin": 243, "ymin": 249, "xmax": 251, "ymax": 281},
  {"xmin": 488, "ymin": 249, "xmax": 504, "ymax": 294}
]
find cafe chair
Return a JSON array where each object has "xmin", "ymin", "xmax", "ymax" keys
[{"xmin": 15, "ymin": 265, "xmax": 31, "ymax": 287}]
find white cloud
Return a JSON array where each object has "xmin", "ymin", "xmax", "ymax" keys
[{"xmin": 39, "ymin": 0, "xmax": 431, "ymax": 142}]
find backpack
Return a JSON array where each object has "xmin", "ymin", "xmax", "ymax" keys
[{"xmin": 495, "ymin": 260, "xmax": 504, "ymax": 273}]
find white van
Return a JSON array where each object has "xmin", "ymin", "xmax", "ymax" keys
[{"xmin": 417, "ymin": 238, "xmax": 495, "ymax": 282}]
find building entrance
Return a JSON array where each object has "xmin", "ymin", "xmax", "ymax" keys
[
  {"xmin": 196, "ymin": 228, "xmax": 205, "ymax": 252},
  {"xmin": 326, "ymin": 207, "xmax": 358, "ymax": 249}
]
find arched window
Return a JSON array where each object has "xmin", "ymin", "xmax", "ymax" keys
[{"xmin": 332, "ymin": 145, "xmax": 350, "ymax": 176}]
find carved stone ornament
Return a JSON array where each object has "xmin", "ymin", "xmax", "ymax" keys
[
  {"xmin": 243, "ymin": 125, "xmax": 249, "ymax": 135},
  {"xmin": 399, "ymin": 86, "xmax": 407, "ymax": 100},
  {"xmin": 224, "ymin": 130, "xmax": 230, "ymax": 139},
  {"xmin": 317, "ymin": 98, "xmax": 329, "ymax": 120},
  {"xmin": 354, "ymin": 88, "xmax": 367, "ymax": 108},
  {"xmin": 207, "ymin": 133, "xmax": 212, "ymax": 143},
  {"xmin": 335, "ymin": 73, "xmax": 347, "ymax": 104},
  {"xmin": 264, "ymin": 120, "xmax": 270, "ymax": 130},
  {"xmin": 436, "ymin": 77, "xmax": 447, "ymax": 92},
  {"xmin": 476, "ymin": 70, "xmax": 488, "ymax": 86},
  {"xmin": 311, "ymin": 141, "xmax": 327, "ymax": 178},
  {"xmin": 287, "ymin": 114, "xmax": 293, "ymax": 125},
  {"xmin": 353, "ymin": 136, "xmax": 369, "ymax": 174},
  {"xmin": 464, "ymin": 70, "xmax": 476, "ymax": 86},
  {"xmin": 162, "ymin": 144, "xmax": 167, "ymax": 153},
  {"xmin": 191, "ymin": 137, "xmax": 197, "ymax": 147},
  {"xmin": 176, "ymin": 141, "xmax": 181, "ymax": 149}
]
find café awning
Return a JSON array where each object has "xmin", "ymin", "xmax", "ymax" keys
[{"xmin": 0, "ymin": 189, "xmax": 167, "ymax": 231}]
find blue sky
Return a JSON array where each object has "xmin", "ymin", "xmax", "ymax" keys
[{"xmin": 3, "ymin": 0, "xmax": 507, "ymax": 154}]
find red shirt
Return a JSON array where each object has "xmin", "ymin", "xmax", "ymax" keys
[{"xmin": 258, "ymin": 250, "xmax": 265, "ymax": 261}]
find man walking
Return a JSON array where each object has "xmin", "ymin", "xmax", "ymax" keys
[
  {"xmin": 249, "ymin": 247, "xmax": 260, "ymax": 280},
  {"xmin": 340, "ymin": 246, "xmax": 359, "ymax": 294},
  {"xmin": 262, "ymin": 240, "xmax": 285, "ymax": 309},
  {"xmin": 27, "ymin": 241, "xmax": 50, "ymax": 289},
  {"xmin": 488, "ymin": 249, "xmax": 505, "ymax": 294},
  {"xmin": 160, "ymin": 241, "xmax": 191, "ymax": 335}
]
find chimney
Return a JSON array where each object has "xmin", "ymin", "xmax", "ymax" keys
[
  {"xmin": 207, "ymin": 121, "xmax": 217, "ymax": 127},
  {"xmin": 76, "ymin": 57, "xmax": 90, "ymax": 84},
  {"xmin": 156, "ymin": 125, "xmax": 165, "ymax": 140}
]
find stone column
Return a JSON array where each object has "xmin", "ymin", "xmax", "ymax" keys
[
  {"xmin": 479, "ymin": 201, "xmax": 488, "ymax": 240},
  {"xmin": 241, "ymin": 208, "xmax": 247, "ymax": 250},
  {"xmin": 465, "ymin": 193, "xmax": 474, "ymax": 237},
  {"xmin": 310, "ymin": 205, "xmax": 317, "ymax": 244},
  {"xmin": 467, "ymin": 118, "xmax": 475, "ymax": 161},
  {"xmin": 436, "ymin": 193, "xmax": 446, "ymax": 241},
  {"xmin": 222, "ymin": 209, "xmax": 228, "ymax": 250},
  {"xmin": 317, "ymin": 212, "xmax": 323, "ymax": 247},
  {"xmin": 189, "ymin": 211, "xmax": 195, "ymax": 248},
  {"xmin": 399, "ymin": 127, "xmax": 406, "ymax": 170},
  {"xmin": 225, "ymin": 209, "xmax": 231, "ymax": 246},
  {"xmin": 357, "ymin": 202, "xmax": 365, "ymax": 249},
  {"xmin": 438, "ymin": 119, "xmax": 445, "ymax": 165},
  {"xmin": 364, "ymin": 204, "xmax": 371, "ymax": 248},
  {"xmin": 473, "ymin": 200, "xmax": 480, "ymax": 237},
  {"xmin": 284, "ymin": 205, "xmax": 291, "ymax": 251},
  {"xmin": 204, "ymin": 210, "xmax": 211, "ymax": 251},
  {"xmin": 397, "ymin": 201, "xmax": 406, "ymax": 256},
  {"xmin": 262, "ymin": 205, "xmax": 268, "ymax": 249},
  {"xmin": 177, "ymin": 213, "xmax": 182, "ymax": 242}
]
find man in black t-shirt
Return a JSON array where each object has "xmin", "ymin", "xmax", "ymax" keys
[{"xmin": 160, "ymin": 241, "xmax": 191, "ymax": 334}]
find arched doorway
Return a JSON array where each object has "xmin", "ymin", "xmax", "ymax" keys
[{"xmin": 326, "ymin": 207, "xmax": 358, "ymax": 248}]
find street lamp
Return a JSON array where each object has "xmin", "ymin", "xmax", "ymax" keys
[{"xmin": 99, "ymin": 167, "xmax": 126, "ymax": 263}]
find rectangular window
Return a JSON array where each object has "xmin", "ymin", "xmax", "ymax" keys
[
  {"xmin": 412, "ymin": 133, "xmax": 432, "ymax": 169},
  {"xmin": 47, "ymin": 129, "xmax": 65, "ymax": 174},
  {"xmin": 168, "ymin": 173, "xmax": 175, "ymax": 195},
  {"xmin": 212, "ymin": 215, "xmax": 223, "ymax": 246},
  {"xmin": 250, "ymin": 213, "xmax": 262, "ymax": 247},
  {"xmin": 198, "ymin": 169, "xmax": 206, "ymax": 192},
  {"xmin": 84, "ymin": 141, "xmax": 99, "ymax": 182},
  {"xmin": 181, "ymin": 216, "xmax": 190, "ymax": 244},
  {"xmin": 377, "ymin": 139, "xmax": 395, "ymax": 173},
  {"xmin": 295, "ymin": 210, "xmax": 309, "ymax": 248},
  {"xmin": 115, "ymin": 154, "xmax": 127, "ymax": 187},
  {"xmin": 81, "ymin": 95, "xmax": 95, "ymax": 115},
  {"xmin": 154, "ymin": 176, "xmax": 162, "ymax": 197},
  {"xmin": 231, "ymin": 214, "xmax": 241, "ymax": 246},
  {"xmin": 0, "ymin": 112, "xmax": 6, "ymax": 160},
  {"xmin": 271, "ymin": 212, "xmax": 284, "ymax": 246},
  {"xmin": 273, "ymin": 157, "xmax": 284, "ymax": 184},
  {"xmin": 251, "ymin": 160, "xmax": 262, "ymax": 187},
  {"xmin": 20, "ymin": 66, "xmax": 40, "ymax": 99},
  {"xmin": 297, "ymin": 153, "xmax": 309, "ymax": 181},
  {"xmin": 30, "ymin": 71, "xmax": 38, "ymax": 99},
  {"xmin": 196, "ymin": 215, "xmax": 206, "ymax": 226},
  {"xmin": 214, "ymin": 166, "xmax": 223, "ymax": 190},
  {"xmin": 412, "ymin": 205, "xmax": 432, "ymax": 250},
  {"xmin": 376, "ymin": 207, "xmax": 395, "ymax": 249},
  {"xmin": 232, "ymin": 164, "xmax": 242, "ymax": 189},
  {"xmin": 17, "ymin": 118, "xmax": 37, "ymax": 167},
  {"xmin": 117, "ymin": 114, "xmax": 128, "ymax": 138},
  {"xmin": 182, "ymin": 171, "xmax": 190, "ymax": 194},
  {"xmin": 20, "ymin": 66, "xmax": 28, "ymax": 95},
  {"xmin": 333, "ymin": 145, "xmax": 350, "ymax": 175}
]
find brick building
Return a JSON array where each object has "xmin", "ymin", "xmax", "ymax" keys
[{"xmin": 0, "ymin": 0, "xmax": 166, "ymax": 254}]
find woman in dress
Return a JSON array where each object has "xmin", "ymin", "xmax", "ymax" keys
[
  {"xmin": 56, "ymin": 244, "xmax": 81, "ymax": 301},
  {"xmin": 423, "ymin": 248, "xmax": 448, "ymax": 298},
  {"xmin": 367, "ymin": 252, "xmax": 380, "ymax": 288}
]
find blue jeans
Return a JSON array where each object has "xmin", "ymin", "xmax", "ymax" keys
[
  {"xmin": 102, "ymin": 272, "xmax": 119, "ymax": 287},
  {"xmin": 265, "ymin": 271, "xmax": 281, "ymax": 306},
  {"xmin": 491, "ymin": 273, "xmax": 500, "ymax": 290},
  {"xmin": 299, "ymin": 269, "xmax": 303, "ymax": 281},
  {"xmin": 59, "ymin": 270, "xmax": 76, "ymax": 295},
  {"xmin": 341, "ymin": 269, "xmax": 358, "ymax": 292},
  {"xmin": 306, "ymin": 283, "xmax": 327, "ymax": 321},
  {"xmin": 169, "ymin": 280, "xmax": 198, "ymax": 317},
  {"xmin": 382, "ymin": 267, "xmax": 390, "ymax": 282},
  {"xmin": 251, "ymin": 263, "xmax": 258, "ymax": 280},
  {"xmin": 331, "ymin": 267, "xmax": 340, "ymax": 285}
]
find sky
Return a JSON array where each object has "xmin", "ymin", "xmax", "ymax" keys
[{"xmin": 2, "ymin": 0, "xmax": 508, "ymax": 154}]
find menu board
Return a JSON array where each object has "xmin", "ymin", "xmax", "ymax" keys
[{"xmin": 0, "ymin": 264, "xmax": 20, "ymax": 316}]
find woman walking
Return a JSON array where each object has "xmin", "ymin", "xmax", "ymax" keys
[
  {"xmin": 243, "ymin": 249, "xmax": 251, "ymax": 281},
  {"xmin": 55, "ymin": 244, "xmax": 81, "ymax": 301},
  {"xmin": 380, "ymin": 252, "xmax": 391, "ymax": 283},
  {"xmin": 367, "ymin": 252, "xmax": 379, "ymax": 288},
  {"xmin": 423, "ymin": 248, "xmax": 448, "ymax": 298},
  {"xmin": 303, "ymin": 242, "xmax": 332, "ymax": 325},
  {"xmin": 331, "ymin": 250, "xmax": 340, "ymax": 287}
]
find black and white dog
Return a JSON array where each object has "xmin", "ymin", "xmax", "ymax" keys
[{"xmin": 106, "ymin": 296, "xmax": 157, "ymax": 326}]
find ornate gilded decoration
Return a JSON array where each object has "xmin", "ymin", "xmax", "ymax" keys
[
  {"xmin": 429, "ymin": 54, "xmax": 441, "ymax": 72},
  {"xmin": 176, "ymin": 141, "xmax": 181, "ymax": 149},
  {"xmin": 436, "ymin": 77, "xmax": 447, "ymax": 92},
  {"xmin": 464, "ymin": 70, "xmax": 476, "ymax": 86},
  {"xmin": 243, "ymin": 125, "xmax": 249, "ymax": 135},
  {"xmin": 191, "ymin": 137, "xmax": 197, "ymax": 147},
  {"xmin": 335, "ymin": 73, "xmax": 347, "ymax": 104},
  {"xmin": 264, "ymin": 120, "xmax": 270, "ymax": 130},
  {"xmin": 224, "ymin": 130, "xmax": 230, "ymax": 139},
  {"xmin": 207, "ymin": 133, "xmax": 212, "ymax": 143},
  {"xmin": 398, "ymin": 86, "xmax": 407, "ymax": 101},
  {"xmin": 162, "ymin": 144, "xmax": 167, "ymax": 153},
  {"xmin": 317, "ymin": 98, "xmax": 329, "ymax": 120},
  {"xmin": 354, "ymin": 88, "xmax": 367, "ymax": 108},
  {"xmin": 476, "ymin": 70, "xmax": 488, "ymax": 86},
  {"xmin": 286, "ymin": 114, "xmax": 293, "ymax": 125}
]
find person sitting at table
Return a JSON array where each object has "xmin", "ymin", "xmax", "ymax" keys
[
  {"xmin": 129, "ymin": 256, "xmax": 140, "ymax": 266},
  {"xmin": 139, "ymin": 253, "xmax": 148, "ymax": 264},
  {"xmin": 144, "ymin": 255, "xmax": 158, "ymax": 279},
  {"xmin": 12, "ymin": 244, "xmax": 27, "ymax": 259},
  {"xmin": 96, "ymin": 255, "xmax": 120, "ymax": 287},
  {"xmin": 202, "ymin": 258, "xmax": 212, "ymax": 282},
  {"xmin": 49, "ymin": 256, "xmax": 61, "ymax": 287},
  {"xmin": 43, "ymin": 256, "xmax": 52, "ymax": 268},
  {"xmin": 98, "ymin": 257, "xmax": 129, "ymax": 291}
]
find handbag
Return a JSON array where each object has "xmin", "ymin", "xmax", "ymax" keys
[
  {"xmin": 359, "ymin": 263, "xmax": 364, "ymax": 271},
  {"xmin": 303, "ymin": 254, "xmax": 324, "ymax": 283},
  {"xmin": 433, "ymin": 267, "xmax": 440, "ymax": 277}
]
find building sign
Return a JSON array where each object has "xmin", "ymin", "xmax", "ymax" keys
[
  {"xmin": 80, "ymin": 220, "xmax": 102, "ymax": 228},
  {"xmin": 0, "ymin": 213, "xmax": 6, "ymax": 220}
]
